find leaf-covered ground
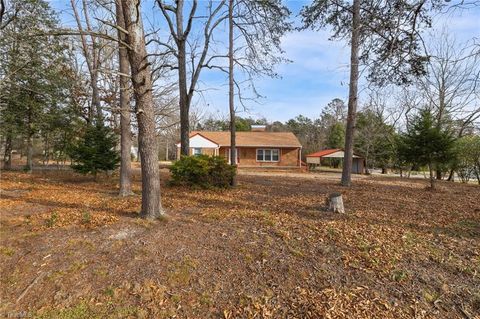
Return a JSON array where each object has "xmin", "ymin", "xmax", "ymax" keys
[{"xmin": 0, "ymin": 169, "xmax": 479, "ymax": 318}]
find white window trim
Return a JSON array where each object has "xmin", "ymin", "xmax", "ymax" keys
[
  {"xmin": 193, "ymin": 148, "xmax": 202, "ymax": 156},
  {"xmin": 225, "ymin": 148, "xmax": 238, "ymax": 164},
  {"xmin": 256, "ymin": 148, "xmax": 280, "ymax": 162}
]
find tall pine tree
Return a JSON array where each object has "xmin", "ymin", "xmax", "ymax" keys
[
  {"xmin": 0, "ymin": 0, "xmax": 72, "ymax": 171},
  {"xmin": 301, "ymin": 0, "xmax": 441, "ymax": 186}
]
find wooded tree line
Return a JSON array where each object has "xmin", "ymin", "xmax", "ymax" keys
[
  {"xmin": 197, "ymin": 91, "xmax": 480, "ymax": 189},
  {"xmin": 1, "ymin": 0, "xmax": 479, "ymax": 219},
  {"xmin": 0, "ymin": 0, "xmax": 291, "ymax": 218}
]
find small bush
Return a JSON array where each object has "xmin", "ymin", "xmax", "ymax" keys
[
  {"xmin": 67, "ymin": 123, "xmax": 120, "ymax": 177},
  {"xmin": 169, "ymin": 155, "xmax": 236, "ymax": 188},
  {"xmin": 45, "ymin": 212, "xmax": 58, "ymax": 227},
  {"xmin": 81, "ymin": 211, "xmax": 92, "ymax": 225}
]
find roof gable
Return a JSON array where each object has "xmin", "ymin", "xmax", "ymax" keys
[
  {"xmin": 306, "ymin": 149, "xmax": 341, "ymax": 157},
  {"xmin": 306, "ymin": 149, "xmax": 362, "ymax": 158},
  {"xmin": 175, "ymin": 133, "xmax": 219, "ymax": 148}
]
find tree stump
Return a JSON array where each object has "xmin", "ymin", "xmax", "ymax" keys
[{"xmin": 328, "ymin": 192, "xmax": 344, "ymax": 214}]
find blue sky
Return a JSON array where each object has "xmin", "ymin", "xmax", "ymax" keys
[{"xmin": 50, "ymin": 0, "xmax": 480, "ymax": 122}]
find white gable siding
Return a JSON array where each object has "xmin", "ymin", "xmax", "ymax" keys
[{"xmin": 175, "ymin": 134, "xmax": 218, "ymax": 148}]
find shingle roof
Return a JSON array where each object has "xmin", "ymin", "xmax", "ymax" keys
[
  {"xmin": 306, "ymin": 149, "xmax": 364, "ymax": 158},
  {"xmin": 190, "ymin": 131, "xmax": 302, "ymax": 147},
  {"xmin": 306, "ymin": 149, "xmax": 342, "ymax": 157}
]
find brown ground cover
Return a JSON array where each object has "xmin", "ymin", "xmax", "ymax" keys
[{"xmin": 0, "ymin": 169, "xmax": 479, "ymax": 318}]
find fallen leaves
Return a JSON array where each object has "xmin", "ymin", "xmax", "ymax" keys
[
  {"xmin": 0, "ymin": 170, "xmax": 479, "ymax": 318},
  {"xmin": 1, "ymin": 172, "xmax": 139, "ymax": 229}
]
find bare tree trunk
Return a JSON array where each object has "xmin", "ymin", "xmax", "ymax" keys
[
  {"xmin": 0, "ymin": 0, "xmax": 6, "ymax": 27},
  {"xmin": 474, "ymin": 163, "xmax": 480, "ymax": 185},
  {"xmin": 3, "ymin": 134, "xmax": 12, "ymax": 170},
  {"xmin": 26, "ymin": 132, "xmax": 33, "ymax": 173},
  {"xmin": 341, "ymin": 0, "xmax": 360, "ymax": 187},
  {"xmin": 157, "ymin": 0, "xmax": 225, "ymax": 156},
  {"xmin": 25, "ymin": 102, "xmax": 34, "ymax": 173},
  {"xmin": 364, "ymin": 145, "xmax": 370, "ymax": 174},
  {"xmin": 165, "ymin": 137, "xmax": 169, "ymax": 160},
  {"xmin": 91, "ymin": 72, "xmax": 102, "ymax": 122},
  {"xmin": 116, "ymin": 0, "xmax": 133, "ymax": 197},
  {"xmin": 121, "ymin": 0, "xmax": 164, "ymax": 219},
  {"xmin": 175, "ymin": 0, "xmax": 190, "ymax": 156},
  {"xmin": 178, "ymin": 40, "xmax": 190, "ymax": 156},
  {"xmin": 228, "ymin": 0, "xmax": 237, "ymax": 186},
  {"xmin": 429, "ymin": 163, "xmax": 435, "ymax": 189},
  {"xmin": 43, "ymin": 137, "xmax": 49, "ymax": 165},
  {"xmin": 70, "ymin": 0, "xmax": 102, "ymax": 124},
  {"xmin": 447, "ymin": 168, "xmax": 454, "ymax": 181},
  {"xmin": 436, "ymin": 169, "xmax": 442, "ymax": 180}
]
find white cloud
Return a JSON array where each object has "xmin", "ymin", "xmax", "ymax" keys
[{"xmin": 281, "ymin": 30, "xmax": 350, "ymax": 74}]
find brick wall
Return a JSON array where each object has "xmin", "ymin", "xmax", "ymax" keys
[
  {"xmin": 219, "ymin": 147, "xmax": 299, "ymax": 167},
  {"xmin": 176, "ymin": 146, "xmax": 301, "ymax": 167}
]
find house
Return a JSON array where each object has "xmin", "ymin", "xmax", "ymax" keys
[
  {"xmin": 176, "ymin": 126, "xmax": 302, "ymax": 168},
  {"xmin": 306, "ymin": 148, "xmax": 365, "ymax": 174},
  {"xmin": 131, "ymin": 146, "xmax": 139, "ymax": 161}
]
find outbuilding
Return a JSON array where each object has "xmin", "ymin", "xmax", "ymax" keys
[{"xmin": 306, "ymin": 148, "xmax": 365, "ymax": 174}]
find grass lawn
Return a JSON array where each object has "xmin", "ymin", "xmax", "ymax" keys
[{"xmin": 0, "ymin": 169, "xmax": 479, "ymax": 318}]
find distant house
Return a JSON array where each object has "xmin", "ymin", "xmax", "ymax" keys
[
  {"xmin": 131, "ymin": 146, "xmax": 139, "ymax": 161},
  {"xmin": 176, "ymin": 125, "xmax": 302, "ymax": 168},
  {"xmin": 306, "ymin": 148, "xmax": 365, "ymax": 174}
]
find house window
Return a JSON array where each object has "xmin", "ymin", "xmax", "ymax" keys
[
  {"xmin": 256, "ymin": 149, "xmax": 263, "ymax": 161},
  {"xmin": 272, "ymin": 149, "xmax": 279, "ymax": 161},
  {"xmin": 193, "ymin": 148, "xmax": 202, "ymax": 156},
  {"xmin": 256, "ymin": 149, "xmax": 279, "ymax": 162}
]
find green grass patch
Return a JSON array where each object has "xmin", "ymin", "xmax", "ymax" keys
[{"xmin": 0, "ymin": 246, "xmax": 15, "ymax": 256}]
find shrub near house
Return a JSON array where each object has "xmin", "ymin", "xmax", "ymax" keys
[{"xmin": 170, "ymin": 155, "xmax": 236, "ymax": 188}]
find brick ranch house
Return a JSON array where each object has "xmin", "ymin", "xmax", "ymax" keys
[{"xmin": 175, "ymin": 127, "xmax": 302, "ymax": 168}]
